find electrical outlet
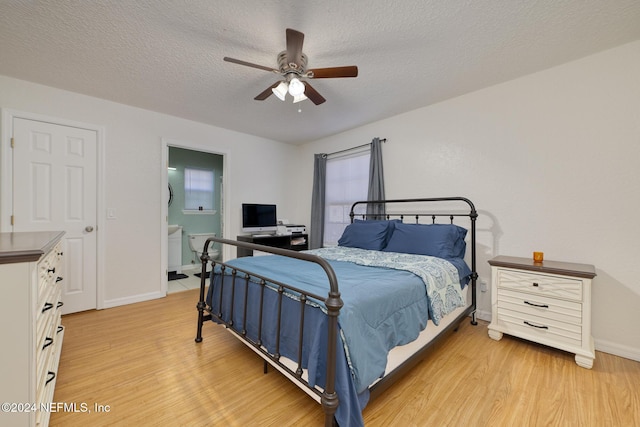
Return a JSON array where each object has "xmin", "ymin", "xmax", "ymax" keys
[{"xmin": 480, "ymin": 281, "xmax": 488, "ymax": 292}]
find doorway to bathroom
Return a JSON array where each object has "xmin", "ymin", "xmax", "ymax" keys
[{"xmin": 163, "ymin": 143, "xmax": 225, "ymax": 293}]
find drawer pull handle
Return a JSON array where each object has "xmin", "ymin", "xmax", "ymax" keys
[
  {"xmin": 57, "ymin": 325, "xmax": 64, "ymax": 334},
  {"xmin": 532, "ymin": 282, "xmax": 539, "ymax": 287},
  {"xmin": 42, "ymin": 302, "xmax": 54, "ymax": 313},
  {"xmin": 524, "ymin": 321, "xmax": 549, "ymax": 330},
  {"xmin": 56, "ymin": 276, "xmax": 63, "ymax": 282},
  {"xmin": 43, "ymin": 337, "xmax": 54, "ymax": 350},
  {"xmin": 56, "ymin": 301, "xmax": 64, "ymax": 309},
  {"xmin": 46, "ymin": 371, "xmax": 56, "ymax": 385},
  {"xmin": 47, "ymin": 267, "xmax": 56, "ymax": 274},
  {"xmin": 524, "ymin": 300, "xmax": 549, "ymax": 308}
]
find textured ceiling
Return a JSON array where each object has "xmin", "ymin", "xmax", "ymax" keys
[{"xmin": 1, "ymin": 1, "xmax": 639, "ymax": 144}]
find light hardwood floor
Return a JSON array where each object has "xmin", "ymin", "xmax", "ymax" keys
[{"xmin": 51, "ymin": 289, "xmax": 640, "ymax": 426}]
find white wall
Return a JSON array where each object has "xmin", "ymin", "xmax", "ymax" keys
[
  {"xmin": 1, "ymin": 38, "xmax": 638, "ymax": 360},
  {"xmin": 0, "ymin": 75, "xmax": 297, "ymax": 307},
  {"xmin": 295, "ymin": 40, "xmax": 640, "ymax": 360}
]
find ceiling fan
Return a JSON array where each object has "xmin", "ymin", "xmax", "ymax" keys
[{"xmin": 223, "ymin": 28, "xmax": 358, "ymax": 105}]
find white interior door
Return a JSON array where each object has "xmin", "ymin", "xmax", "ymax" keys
[{"xmin": 12, "ymin": 117, "xmax": 97, "ymax": 314}]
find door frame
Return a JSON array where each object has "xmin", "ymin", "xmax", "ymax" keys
[
  {"xmin": 161, "ymin": 138, "xmax": 230, "ymax": 294},
  {"xmin": 1, "ymin": 108, "xmax": 106, "ymax": 309}
]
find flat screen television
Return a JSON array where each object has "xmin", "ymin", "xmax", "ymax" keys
[{"xmin": 242, "ymin": 203, "xmax": 277, "ymax": 234}]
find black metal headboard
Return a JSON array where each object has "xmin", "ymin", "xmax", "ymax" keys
[{"xmin": 348, "ymin": 197, "xmax": 478, "ymax": 324}]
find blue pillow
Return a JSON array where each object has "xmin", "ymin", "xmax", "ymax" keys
[
  {"xmin": 338, "ymin": 220, "xmax": 396, "ymax": 251},
  {"xmin": 383, "ymin": 223, "xmax": 467, "ymax": 258}
]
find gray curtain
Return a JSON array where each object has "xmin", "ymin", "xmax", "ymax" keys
[
  {"xmin": 310, "ymin": 153, "xmax": 327, "ymax": 249},
  {"xmin": 367, "ymin": 138, "xmax": 386, "ymax": 218}
]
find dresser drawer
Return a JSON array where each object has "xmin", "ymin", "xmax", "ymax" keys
[
  {"xmin": 497, "ymin": 288, "xmax": 582, "ymax": 325},
  {"xmin": 497, "ymin": 269, "xmax": 582, "ymax": 302},
  {"xmin": 36, "ymin": 249, "xmax": 64, "ymax": 424},
  {"xmin": 36, "ymin": 306, "xmax": 55, "ymax": 357},
  {"xmin": 37, "ymin": 286, "xmax": 61, "ymax": 331},
  {"xmin": 38, "ymin": 261, "xmax": 55, "ymax": 297},
  {"xmin": 37, "ymin": 298, "xmax": 61, "ymax": 387},
  {"xmin": 38, "ymin": 242, "xmax": 63, "ymax": 300},
  {"xmin": 497, "ymin": 307, "xmax": 582, "ymax": 348}
]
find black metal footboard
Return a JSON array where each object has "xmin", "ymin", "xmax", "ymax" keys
[{"xmin": 195, "ymin": 238, "xmax": 342, "ymax": 427}]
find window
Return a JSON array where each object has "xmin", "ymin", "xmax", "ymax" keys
[
  {"xmin": 323, "ymin": 150, "xmax": 370, "ymax": 246},
  {"xmin": 184, "ymin": 167, "xmax": 214, "ymax": 211}
]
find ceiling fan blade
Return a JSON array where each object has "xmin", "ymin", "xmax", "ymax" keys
[
  {"xmin": 286, "ymin": 28, "xmax": 304, "ymax": 66},
  {"xmin": 308, "ymin": 66, "xmax": 359, "ymax": 78},
  {"xmin": 303, "ymin": 82, "xmax": 326, "ymax": 105},
  {"xmin": 254, "ymin": 82, "xmax": 280, "ymax": 100},
  {"xmin": 224, "ymin": 57, "xmax": 277, "ymax": 73}
]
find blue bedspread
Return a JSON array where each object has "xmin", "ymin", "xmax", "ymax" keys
[
  {"xmin": 207, "ymin": 248, "xmax": 468, "ymax": 426},
  {"xmin": 306, "ymin": 247, "xmax": 468, "ymax": 325}
]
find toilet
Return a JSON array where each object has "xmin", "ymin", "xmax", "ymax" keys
[{"xmin": 188, "ymin": 233, "xmax": 221, "ymax": 263}]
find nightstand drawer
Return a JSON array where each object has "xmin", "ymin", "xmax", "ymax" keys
[
  {"xmin": 497, "ymin": 288, "xmax": 582, "ymax": 325},
  {"xmin": 497, "ymin": 307, "xmax": 582, "ymax": 348},
  {"xmin": 497, "ymin": 269, "xmax": 582, "ymax": 301}
]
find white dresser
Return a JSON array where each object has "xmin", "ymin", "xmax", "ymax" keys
[
  {"xmin": 487, "ymin": 255, "xmax": 596, "ymax": 369},
  {"xmin": 0, "ymin": 231, "xmax": 65, "ymax": 426}
]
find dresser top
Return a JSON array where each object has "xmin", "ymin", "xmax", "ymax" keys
[
  {"xmin": 488, "ymin": 255, "xmax": 596, "ymax": 279},
  {"xmin": 0, "ymin": 231, "xmax": 65, "ymax": 264}
]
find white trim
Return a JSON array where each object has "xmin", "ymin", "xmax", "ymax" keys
[
  {"xmin": 0, "ymin": 109, "xmax": 12, "ymax": 232},
  {"xmin": 594, "ymin": 338, "xmax": 640, "ymax": 362},
  {"xmin": 161, "ymin": 141, "xmax": 169, "ymax": 295},
  {"xmin": 0, "ymin": 108, "xmax": 106, "ymax": 311},
  {"xmin": 182, "ymin": 209, "xmax": 217, "ymax": 215},
  {"xmin": 102, "ymin": 290, "xmax": 166, "ymax": 309},
  {"xmin": 161, "ymin": 138, "xmax": 231, "ymax": 289},
  {"xmin": 96, "ymin": 123, "xmax": 107, "ymax": 310},
  {"xmin": 475, "ymin": 309, "xmax": 492, "ymax": 323}
]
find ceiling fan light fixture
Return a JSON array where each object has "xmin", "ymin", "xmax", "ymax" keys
[
  {"xmin": 225, "ymin": 29, "xmax": 359, "ymax": 106},
  {"xmin": 272, "ymin": 81, "xmax": 288, "ymax": 101},
  {"xmin": 292, "ymin": 93, "xmax": 308, "ymax": 103},
  {"xmin": 288, "ymin": 77, "xmax": 305, "ymax": 97}
]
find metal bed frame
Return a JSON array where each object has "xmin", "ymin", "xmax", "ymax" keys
[{"xmin": 195, "ymin": 197, "xmax": 478, "ymax": 426}]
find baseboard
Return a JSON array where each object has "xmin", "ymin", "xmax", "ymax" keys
[
  {"xmin": 182, "ymin": 262, "xmax": 200, "ymax": 271},
  {"xmin": 594, "ymin": 338, "xmax": 640, "ymax": 362},
  {"xmin": 475, "ymin": 309, "xmax": 491, "ymax": 323},
  {"xmin": 101, "ymin": 290, "xmax": 166, "ymax": 309}
]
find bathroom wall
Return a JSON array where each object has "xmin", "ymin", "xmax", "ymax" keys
[{"xmin": 168, "ymin": 146, "xmax": 223, "ymax": 267}]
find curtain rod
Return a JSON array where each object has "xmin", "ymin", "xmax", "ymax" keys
[{"xmin": 325, "ymin": 138, "xmax": 386, "ymax": 158}]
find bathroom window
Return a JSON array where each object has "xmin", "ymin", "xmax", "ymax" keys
[{"xmin": 184, "ymin": 167, "xmax": 214, "ymax": 211}]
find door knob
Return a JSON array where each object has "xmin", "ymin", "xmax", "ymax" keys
[{"xmin": 85, "ymin": 226, "xmax": 94, "ymax": 232}]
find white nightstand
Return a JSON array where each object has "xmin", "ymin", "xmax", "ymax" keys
[{"xmin": 487, "ymin": 255, "xmax": 596, "ymax": 368}]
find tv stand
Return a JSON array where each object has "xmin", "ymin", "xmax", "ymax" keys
[{"xmin": 236, "ymin": 234, "xmax": 308, "ymax": 257}]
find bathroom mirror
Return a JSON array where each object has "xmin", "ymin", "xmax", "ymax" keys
[{"xmin": 168, "ymin": 183, "xmax": 174, "ymax": 206}]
